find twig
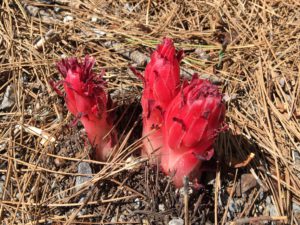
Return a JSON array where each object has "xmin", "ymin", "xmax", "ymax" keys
[
  {"xmin": 234, "ymin": 153, "xmax": 255, "ymax": 168},
  {"xmin": 1, "ymin": 194, "xmax": 139, "ymax": 207},
  {"xmin": 183, "ymin": 176, "xmax": 189, "ymax": 225},
  {"xmin": 215, "ymin": 161, "xmax": 220, "ymax": 225},
  {"xmin": 146, "ymin": 0, "xmax": 151, "ymax": 25},
  {"xmin": 229, "ymin": 215, "xmax": 287, "ymax": 225}
]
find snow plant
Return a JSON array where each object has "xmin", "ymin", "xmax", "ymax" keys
[
  {"xmin": 133, "ymin": 38, "xmax": 183, "ymax": 160},
  {"xmin": 54, "ymin": 56, "xmax": 116, "ymax": 161},
  {"xmin": 138, "ymin": 39, "xmax": 226, "ymax": 187},
  {"xmin": 161, "ymin": 76, "xmax": 225, "ymax": 187}
]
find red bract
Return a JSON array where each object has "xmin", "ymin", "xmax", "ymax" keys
[
  {"xmin": 161, "ymin": 76, "xmax": 225, "ymax": 187},
  {"xmin": 55, "ymin": 56, "xmax": 116, "ymax": 161},
  {"xmin": 140, "ymin": 38, "xmax": 183, "ymax": 159}
]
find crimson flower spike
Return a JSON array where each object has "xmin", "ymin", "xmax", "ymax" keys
[
  {"xmin": 161, "ymin": 76, "xmax": 226, "ymax": 187},
  {"xmin": 135, "ymin": 38, "xmax": 183, "ymax": 162},
  {"xmin": 54, "ymin": 55, "xmax": 117, "ymax": 161}
]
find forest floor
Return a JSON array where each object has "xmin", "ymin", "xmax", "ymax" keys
[{"xmin": 0, "ymin": 0, "xmax": 300, "ymax": 224}]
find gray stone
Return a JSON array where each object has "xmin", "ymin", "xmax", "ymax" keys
[
  {"xmin": 168, "ymin": 218, "xmax": 184, "ymax": 225},
  {"xmin": 75, "ymin": 162, "xmax": 92, "ymax": 192},
  {"xmin": 0, "ymin": 85, "xmax": 15, "ymax": 110},
  {"xmin": 293, "ymin": 202, "xmax": 300, "ymax": 213},
  {"xmin": 265, "ymin": 196, "xmax": 278, "ymax": 216},
  {"xmin": 0, "ymin": 181, "xmax": 4, "ymax": 197}
]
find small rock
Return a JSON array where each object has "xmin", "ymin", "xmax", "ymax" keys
[
  {"xmin": 168, "ymin": 218, "xmax": 184, "ymax": 225},
  {"xmin": 75, "ymin": 162, "xmax": 92, "ymax": 192},
  {"xmin": 258, "ymin": 191, "xmax": 265, "ymax": 201},
  {"xmin": 142, "ymin": 219, "xmax": 150, "ymax": 225},
  {"xmin": 279, "ymin": 77, "xmax": 285, "ymax": 87},
  {"xmin": 0, "ymin": 85, "xmax": 15, "ymax": 110},
  {"xmin": 195, "ymin": 48, "xmax": 209, "ymax": 60},
  {"xmin": 0, "ymin": 181, "xmax": 4, "ymax": 198},
  {"xmin": 0, "ymin": 142, "xmax": 7, "ymax": 152},
  {"xmin": 159, "ymin": 203, "xmax": 165, "ymax": 212},
  {"xmin": 293, "ymin": 150, "xmax": 300, "ymax": 164},
  {"xmin": 179, "ymin": 185, "xmax": 193, "ymax": 196},
  {"xmin": 91, "ymin": 16, "xmax": 98, "ymax": 22},
  {"xmin": 133, "ymin": 198, "xmax": 141, "ymax": 209},
  {"xmin": 91, "ymin": 28, "xmax": 106, "ymax": 38},
  {"xmin": 16, "ymin": 192, "xmax": 21, "ymax": 200},
  {"xmin": 223, "ymin": 93, "xmax": 237, "ymax": 102},
  {"xmin": 293, "ymin": 202, "xmax": 300, "ymax": 213},
  {"xmin": 77, "ymin": 161, "xmax": 92, "ymax": 175},
  {"xmin": 124, "ymin": 3, "xmax": 135, "ymax": 13},
  {"xmin": 265, "ymin": 196, "xmax": 278, "ymax": 216},
  {"xmin": 236, "ymin": 173, "xmax": 258, "ymax": 196},
  {"xmin": 61, "ymin": 54, "xmax": 67, "ymax": 58},
  {"xmin": 25, "ymin": 5, "xmax": 40, "ymax": 17},
  {"xmin": 54, "ymin": 7, "xmax": 61, "ymax": 13},
  {"xmin": 63, "ymin": 15, "xmax": 74, "ymax": 23},
  {"xmin": 292, "ymin": 202, "xmax": 300, "ymax": 223}
]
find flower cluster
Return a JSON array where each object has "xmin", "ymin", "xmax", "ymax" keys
[
  {"xmin": 53, "ymin": 38, "xmax": 226, "ymax": 188},
  {"xmin": 138, "ymin": 38, "xmax": 226, "ymax": 187}
]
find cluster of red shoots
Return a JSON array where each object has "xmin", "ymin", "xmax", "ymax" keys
[{"xmin": 53, "ymin": 38, "xmax": 225, "ymax": 188}]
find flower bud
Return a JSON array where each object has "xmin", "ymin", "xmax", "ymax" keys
[
  {"xmin": 141, "ymin": 38, "xmax": 182, "ymax": 159},
  {"xmin": 55, "ymin": 56, "xmax": 116, "ymax": 161},
  {"xmin": 161, "ymin": 76, "xmax": 225, "ymax": 187}
]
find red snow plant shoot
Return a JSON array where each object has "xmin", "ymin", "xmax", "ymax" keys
[
  {"xmin": 53, "ymin": 56, "xmax": 116, "ymax": 161},
  {"xmin": 134, "ymin": 38, "xmax": 183, "ymax": 160},
  {"xmin": 161, "ymin": 76, "xmax": 226, "ymax": 187}
]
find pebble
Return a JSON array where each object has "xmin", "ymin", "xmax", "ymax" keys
[
  {"xmin": 293, "ymin": 150, "xmax": 300, "ymax": 165},
  {"xmin": 24, "ymin": 5, "xmax": 40, "ymax": 17},
  {"xmin": 133, "ymin": 198, "xmax": 141, "ymax": 209},
  {"xmin": 279, "ymin": 77, "xmax": 285, "ymax": 87},
  {"xmin": 195, "ymin": 48, "xmax": 209, "ymax": 60},
  {"xmin": 293, "ymin": 202, "xmax": 300, "ymax": 213},
  {"xmin": 265, "ymin": 196, "xmax": 278, "ymax": 216},
  {"xmin": 54, "ymin": 7, "xmax": 61, "ymax": 13},
  {"xmin": 159, "ymin": 203, "xmax": 165, "ymax": 212},
  {"xmin": 124, "ymin": 3, "xmax": 135, "ymax": 13},
  {"xmin": 168, "ymin": 218, "xmax": 184, "ymax": 225},
  {"xmin": 75, "ymin": 162, "xmax": 92, "ymax": 192},
  {"xmin": 0, "ymin": 181, "xmax": 4, "ymax": 197},
  {"xmin": 63, "ymin": 15, "xmax": 74, "ymax": 23},
  {"xmin": 91, "ymin": 16, "xmax": 98, "ymax": 23},
  {"xmin": 91, "ymin": 28, "xmax": 106, "ymax": 38},
  {"xmin": 0, "ymin": 85, "xmax": 15, "ymax": 110},
  {"xmin": 223, "ymin": 93, "xmax": 237, "ymax": 102},
  {"xmin": 0, "ymin": 143, "xmax": 7, "ymax": 152},
  {"xmin": 178, "ymin": 186, "xmax": 193, "ymax": 196}
]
